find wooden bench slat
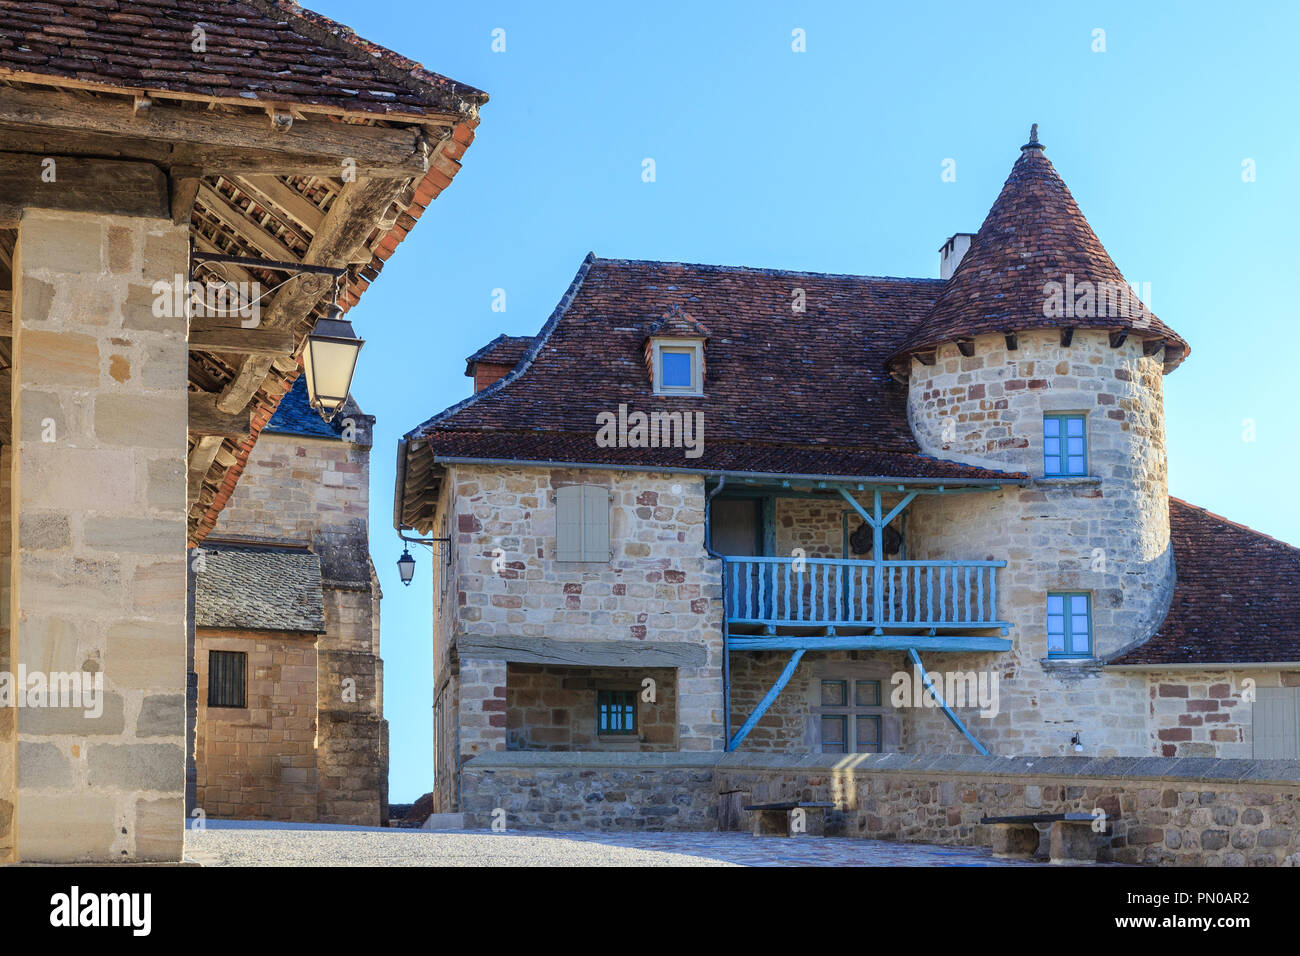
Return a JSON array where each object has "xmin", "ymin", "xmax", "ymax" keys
[{"xmin": 980, "ymin": 812, "xmax": 1094, "ymax": 824}]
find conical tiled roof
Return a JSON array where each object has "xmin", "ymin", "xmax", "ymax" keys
[{"xmin": 887, "ymin": 128, "xmax": 1188, "ymax": 373}]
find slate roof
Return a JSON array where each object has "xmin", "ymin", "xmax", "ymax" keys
[
  {"xmin": 263, "ymin": 375, "xmax": 344, "ymax": 440},
  {"xmin": 1110, "ymin": 500, "xmax": 1300, "ymax": 667},
  {"xmin": 887, "ymin": 130, "xmax": 1189, "ymax": 374},
  {"xmin": 194, "ymin": 543, "xmax": 326, "ymax": 633},
  {"xmin": 0, "ymin": 0, "xmax": 486, "ymax": 116},
  {"xmin": 410, "ymin": 254, "xmax": 1025, "ymax": 484},
  {"xmin": 463, "ymin": 334, "xmax": 534, "ymax": 378}
]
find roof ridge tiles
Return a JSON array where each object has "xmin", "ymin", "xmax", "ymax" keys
[{"xmin": 590, "ymin": 255, "xmax": 944, "ymax": 284}]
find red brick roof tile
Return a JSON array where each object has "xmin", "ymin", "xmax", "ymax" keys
[
  {"xmin": 1111, "ymin": 499, "xmax": 1300, "ymax": 666},
  {"xmin": 888, "ymin": 131, "xmax": 1188, "ymax": 373},
  {"xmin": 0, "ymin": 0, "xmax": 486, "ymax": 116},
  {"xmin": 410, "ymin": 254, "xmax": 1025, "ymax": 483}
]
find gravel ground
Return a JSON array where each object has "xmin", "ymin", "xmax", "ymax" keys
[{"xmin": 185, "ymin": 821, "xmax": 1038, "ymax": 867}]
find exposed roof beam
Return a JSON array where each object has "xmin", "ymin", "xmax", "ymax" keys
[
  {"xmin": 0, "ymin": 152, "xmax": 168, "ymax": 222},
  {"xmin": 189, "ymin": 326, "xmax": 295, "ymax": 357},
  {"xmin": 196, "ymin": 183, "xmax": 300, "ymax": 263},
  {"xmin": 216, "ymin": 176, "xmax": 409, "ymax": 414},
  {"xmin": 0, "ymin": 85, "xmax": 432, "ymax": 174},
  {"xmin": 234, "ymin": 175, "xmax": 326, "ymax": 234}
]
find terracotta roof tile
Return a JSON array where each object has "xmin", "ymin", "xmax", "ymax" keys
[
  {"xmin": 1111, "ymin": 499, "xmax": 1300, "ymax": 666},
  {"xmin": 410, "ymin": 255, "xmax": 1023, "ymax": 483},
  {"xmin": 0, "ymin": 0, "xmax": 486, "ymax": 116},
  {"xmin": 888, "ymin": 130, "xmax": 1188, "ymax": 373}
]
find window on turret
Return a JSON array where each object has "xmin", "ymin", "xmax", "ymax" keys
[
  {"xmin": 1047, "ymin": 592, "xmax": 1092, "ymax": 657},
  {"xmin": 1043, "ymin": 413, "xmax": 1087, "ymax": 476}
]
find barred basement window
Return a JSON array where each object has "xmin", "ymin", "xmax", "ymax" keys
[
  {"xmin": 597, "ymin": 690, "xmax": 637, "ymax": 735},
  {"xmin": 208, "ymin": 650, "xmax": 247, "ymax": 708}
]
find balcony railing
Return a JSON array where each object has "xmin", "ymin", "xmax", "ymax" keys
[{"xmin": 721, "ymin": 556, "xmax": 1009, "ymax": 632}]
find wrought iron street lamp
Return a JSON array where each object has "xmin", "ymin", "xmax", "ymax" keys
[
  {"xmin": 397, "ymin": 547, "xmax": 416, "ymax": 586},
  {"xmin": 303, "ymin": 303, "xmax": 364, "ymax": 423}
]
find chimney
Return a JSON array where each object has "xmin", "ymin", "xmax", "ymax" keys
[{"xmin": 939, "ymin": 233, "xmax": 975, "ymax": 280}]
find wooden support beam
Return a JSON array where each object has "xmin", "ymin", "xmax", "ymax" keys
[
  {"xmin": 908, "ymin": 648, "xmax": 991, "ymax": 755},
  {"xmin": 727, "ymin": 649, "xmax": 805, "ymax": 751},
  {"xmin": 1109, "ymin": 329, "xmax": 1128, "ymax": 349},
  {"xmin": 1004, "ymin": 332, "xmax": 1018, "ymax": 351},
  {"xmin": 914, "ymin": 349, "xmax": 937, "ymax": 366},
  {"xmin": 0, "ymin": 152, "xmax": 168, "ymax": 221},
  {"xmin": 187, "ymin": 435, "xmax": 225, "ymax": 503},
  {"xmin": 169, "ymin": 164, "xmax": 202, "ymax": 226},
  {"xmin": 0, "ymin": 85, "xmax": 432, "ymax": 174},
  {"xmin": 196, "ymin": 183, "xmax": 300, "ymax": 263},
  {"xmin": 0, "ymin": 290, "xmax": 10, "ymax": 336},
  {"xmin": 189, "ymin": 326, "xmax": 295, "ymax": 357},
  {"xmin": 216, "ymin": 176, "xmax": 408, "ymax": 414},
  {"xmin": 189, "ymin": 393, "xmax": 253, "ymax": 438},
  {"xmin": 1142, "ymin": 338, "xmax": 1165, "ymax": 357},
  {"xmin": 234, "ymin": 175, "xmax": 325, "ymax": 233},
  {"xmin": 1060, "ymin": 327, "xmax": 1074, "ymax": 347},
  {"xmin": 955, "ymin": 337, "xmax": 975, "ymax": 357}
]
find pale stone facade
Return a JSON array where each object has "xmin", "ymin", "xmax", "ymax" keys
[
  {"xmin": 425, "ymin": 327, "xmax": 1294, "ymax": 812},
  {"xmin": 4, "ymin": 210, "xmax": 189, "ymax": 862}
]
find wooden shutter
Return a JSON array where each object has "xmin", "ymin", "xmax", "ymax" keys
[
  {"xmin": 556, "ymin": 485, "xmax": 583, "ymax": 561},
  {"xmin": 580, "ymin": 485, "xmax": 610, "ymax": 562},
  {"xmin": 1254, "ymin": 687, "xmax": 1300, "ymax": 759}
]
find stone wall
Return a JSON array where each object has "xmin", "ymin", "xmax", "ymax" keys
[
  {"xmin": 10, "ymin": 209, "xmax": 189, "ymax": 862},
  {"xmin": 197, "ymin": 425, "xmax": 386, "ymax": 826},
  {"xmin": 443, "ymin": 465, "xmax": 725, "ymax": 760},
  {"xmin": 461, "ymin": 751, "xmax": 1300, "ymax": 865},
  {"xmin": 1142, "ymin": 670, "xmax": 1300, "ymax": 758},
  {"xmin": 194, "ymin": 629, "xmax": 319, "ymax": 822},
  {"xmin": 902, "ymin": 329, "xmax": 1177, "ymax": 757},
  {"xmin": 506, "ymin": 663, "xmax": 678, "ymax": 751}
]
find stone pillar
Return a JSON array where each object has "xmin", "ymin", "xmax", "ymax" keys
[
  {"xmin": 11, "ymin": 209, "xmax": 189, "ymax": 862},
  {"xmin": 0, "ymin": 445, "xmax": 13, "ymax": 863},
  {"xmin": 458, "ymin": 657, "xmax": 507, "ymax": 756}
]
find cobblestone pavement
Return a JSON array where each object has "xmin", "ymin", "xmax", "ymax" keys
[{"xmin": 186, "ymin": 821, "xmax": 1044, "ymax": 866}]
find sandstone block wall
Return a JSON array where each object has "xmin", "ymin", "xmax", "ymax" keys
[
  {"xmin": 194, "ymin": 629, "xmax": 318, "ymax": 821},
  {"xmin": 9, "ymin": 210, "xmax": 189, "ymax": 862},
  {"xmin": 440, "ymin": 466, "xmax": 725, "ymax": 763},
  {"xmin": 195, "ymin": 424, "xmax": 386, "ymax": 826},
  {"xmin": 506, "ymin": 663, "xmax": 678, "ymax": 751}
]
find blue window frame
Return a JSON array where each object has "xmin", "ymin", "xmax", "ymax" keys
[
  {"xmin": 1047, "ymin": 592, "xmax": 1092, "ymax": 657},
  {"xmin": 597, "ymin": 690, "xmax": 637, "ymax": 734},
  {"xmin": 1043, "ymin": 413, "xmax": 1087, "ymax": 476}
]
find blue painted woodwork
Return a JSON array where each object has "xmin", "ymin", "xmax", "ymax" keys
[
  {"xmin": 727, "ymin": 649, "xmax": 805, "ymax": 751},
  {"xmin": 907, "ymin": 648, "xmax": 990, "ymax": 755}
]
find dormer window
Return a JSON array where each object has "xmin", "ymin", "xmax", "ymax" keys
[
  {"xmin": 652, "ymin": 338, "xmax": 704, "ymax": 395},
  {"xmin": 645, "ymin": 306, "xmax": 710, "ymax": 396}
]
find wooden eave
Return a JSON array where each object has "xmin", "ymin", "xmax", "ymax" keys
[{"xmin": 0, "ymin": 77, "xmax": 480, "ymax": 545}]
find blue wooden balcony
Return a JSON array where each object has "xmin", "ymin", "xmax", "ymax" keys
[{"xmin": 721, "ymin": 556, "xmax": 1012, "ymax": 652}]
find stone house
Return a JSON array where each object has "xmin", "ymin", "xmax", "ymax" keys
[
  {"xmin": 0, "ymin": 1, "xmax": 484, "ymax": 862},
  {"xmin": 395, "ymin": 129, "xmax": 1300, "ymax": 816},
  {"xmin": 191, "ymin": 379, "xmax": 386, "ymax": 826}
]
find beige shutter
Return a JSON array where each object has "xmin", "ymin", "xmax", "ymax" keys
[
  {"xmin": 1254, "ymin": 687, "xmax": 1300, "ymax": 759},
  {"xmin": 580, "ymin": 484, "xmax": 610, "ymax": 562},
  {"xmin": 556, "ymin": 485, "xmax": 583, "ymax": 561}
]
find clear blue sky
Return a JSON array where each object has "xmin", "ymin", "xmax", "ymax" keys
[{"xmin": 306, "ymin": 0, "xmax": 1300, "ymax": 801}]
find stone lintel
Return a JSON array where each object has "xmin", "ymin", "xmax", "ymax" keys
[{"xmin": 455, "ymin": 635, "xmax": 708, "ymax": 669}]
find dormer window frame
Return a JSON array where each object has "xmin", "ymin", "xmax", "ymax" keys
[{"xmin": 650, "ymin": 336, "xmax": 705, "ymax": 397}]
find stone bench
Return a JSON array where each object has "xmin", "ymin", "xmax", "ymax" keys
[
  {"xmin": 981, "ymin": 813, "xmax": 1100, "ymax": 864},
  {"xmin": 745, "ymin": 801, "xmax": 835, "ymax": 837}
]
